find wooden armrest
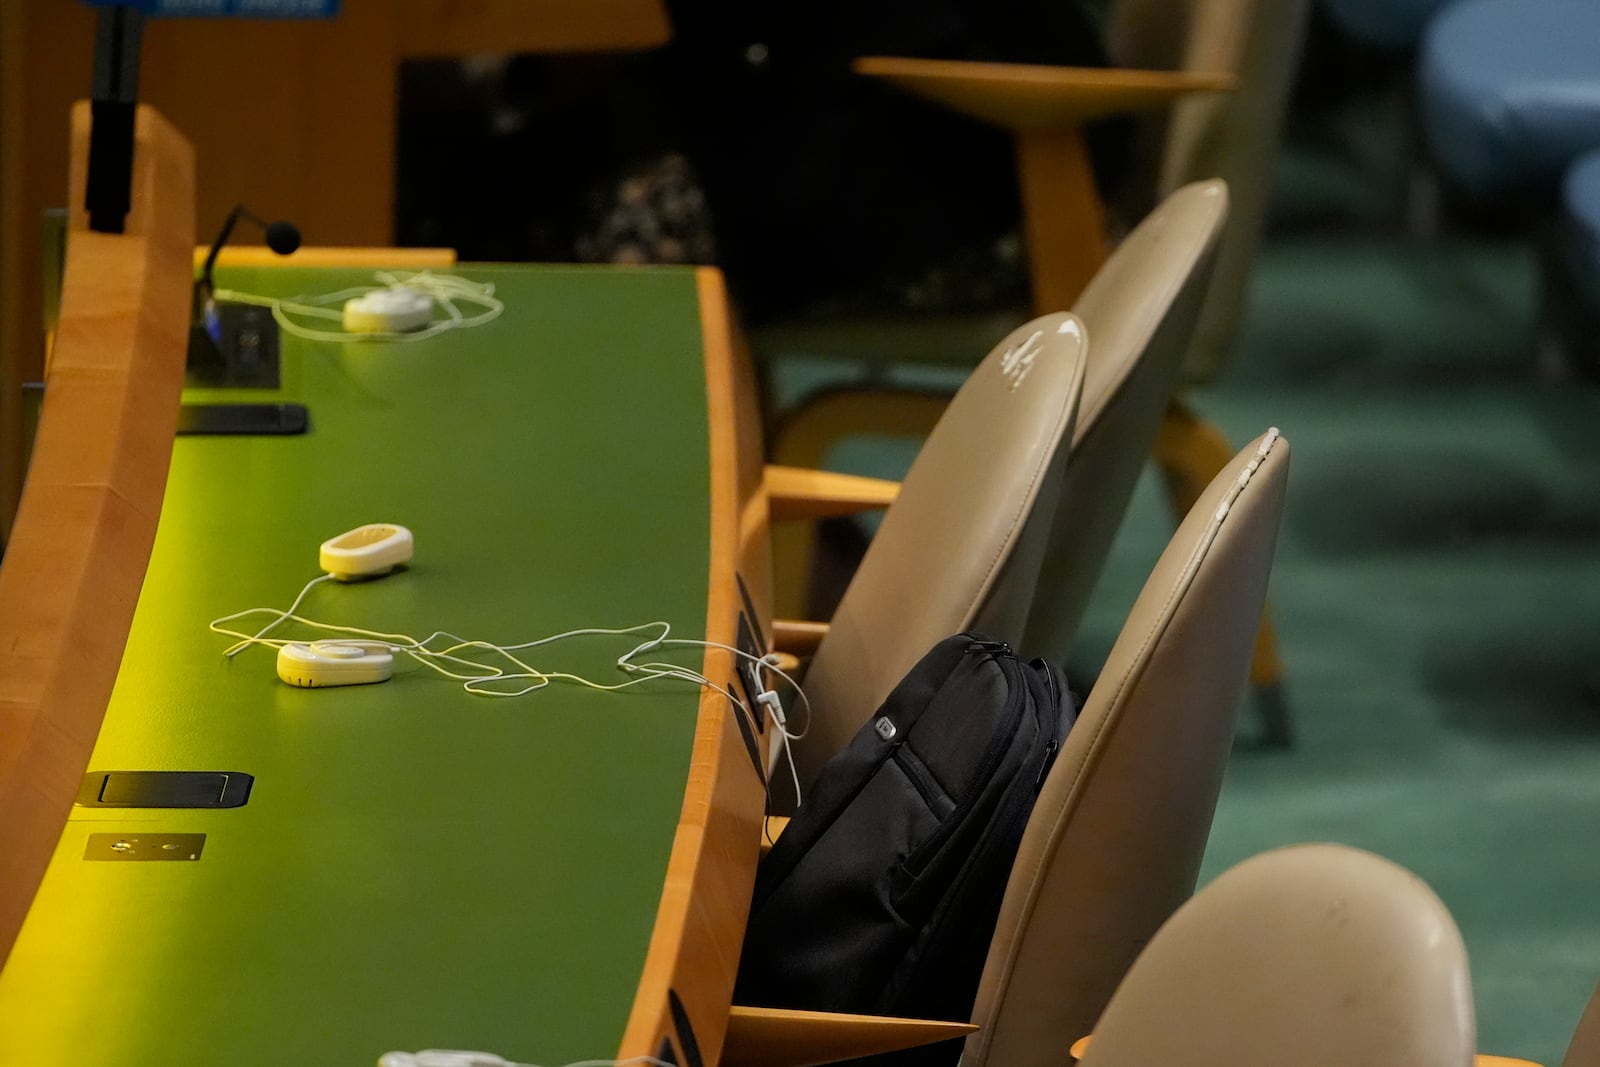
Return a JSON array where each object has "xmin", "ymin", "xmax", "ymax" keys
[
  {"xmin": 724, "ymin": 1005, "xmax": 977, "ymax": 1067},
  {"xmin": 773, "ymin": 619, "xmax": 829, "ymax": 657},
  {"xmin": 853, "ymin": 56, "xmax": 1235, "ymax": 131},
  {"xmin": 193, "ymin": 245, "xmax": 457, "ymax": 269},
  {"xmin": 765, "ymin": 464, "xmax": 900, "ymax": 521},
  {"xmin": 1070, "ymin": 1036, "xmax": 1540, "ymax": 1067},
  {"xmin": 759, "ymin": 815, "xmax": 790, "ymax": 857}
]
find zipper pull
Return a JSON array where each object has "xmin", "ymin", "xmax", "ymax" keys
[
  {"xmin": 1035, "ymin": 738, "xmax": 1060, "ymax": 788},
  {"xmin": 1037, "ymin": 660, "xmax": 1060, "ymax": 705},
  {"xmin": 964, "ymin": 639, "xmax": 1013, "ymax": 657}
]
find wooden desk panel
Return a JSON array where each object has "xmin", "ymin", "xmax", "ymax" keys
[{"xmin": 0, "ymin": 103, "xmax": 194, "ymax": 976}]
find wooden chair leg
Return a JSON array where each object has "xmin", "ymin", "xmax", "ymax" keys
[
  {"xmin": 1152, "ymin": 399, "xmax": 1239, "ymax": 514},
  {"xmin": 1154, "ymin": 399, "xmax": 1292, "ymax": 748},
  {"xmin": 768, "ymin": 388, "xmax": 950, "ymax": 617}
]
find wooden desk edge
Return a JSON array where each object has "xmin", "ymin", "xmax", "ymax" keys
[
  {"xmin": 192, "ymin": 246, "xmax": 457, "ymax": 270},
  {"xmin": 617, "ymin": 268, "xmax": 769, "ymax": 1065},
  {"xmin": 0, "ymin": 103, "xmax": 195, "ymax": 967},
  {"xmin": 724, "ymin": 1006, "xmax": 976, "ymax": 1067}
]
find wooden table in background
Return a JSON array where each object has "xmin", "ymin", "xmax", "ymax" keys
[{"xmin": 0, "ymin": 0, "xmax": 671, "ymax": 539}]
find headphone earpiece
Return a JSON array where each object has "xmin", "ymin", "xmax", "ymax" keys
[{"xmin": 380, "ymin": 1053, "xmax": 515, "ymax": 1067}]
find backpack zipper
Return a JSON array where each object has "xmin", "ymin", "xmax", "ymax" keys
[
  {"xmin": 1035, "ymin": 737, "xmax": 1059, "ymax": 788},
  {"xmin": 892, "ymin": 745, "xmax": 947, "ymax": 814},
  {"xmin": 891, "ymin": 638, "xmax": 1016, "ymax": 813},
  {"xmin": 900, "ymin": 647, "xmax": 1028, "ymax": 876},
  {"xmin": 1032, "ymin": 661, "xmax": 1067, "ymax": 788}
]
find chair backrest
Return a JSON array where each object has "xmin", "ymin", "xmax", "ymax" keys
[
  {"xmin": 1106, "ymin": 0, "xmax": 1311, "ymax": 381},
  {"xmin": 1078, "ymin": 844, "xmax": 1476, "ymax": 1067},
  {"xmin": 1022, "ymin": 179, "xmax": 1228, "ymax": 666},
  {"xmin": 793, "ymin": 314, "xmax": 1088, "ymax": 793},
  {"xmin": 1566, "ymin": 982, "xmax": 1600, "ymax": 1067},
  {"xmin": 961, "ymin": 428, "xmax": 1289, "ymax": 1067}
]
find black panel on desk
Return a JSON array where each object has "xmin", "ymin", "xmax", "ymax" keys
[{"xmin": 78, "ymin": 771, "xmax": 254, "ymax": 809}]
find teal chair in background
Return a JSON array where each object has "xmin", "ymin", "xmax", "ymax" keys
[{"xmin": 1319, "ymin": 0, "xmax": 1452, "ymax": 50}]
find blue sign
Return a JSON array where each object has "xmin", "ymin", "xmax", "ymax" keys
[{"xmin": 86, "ymin": 0, "xmax": 341, "ymax": 17}]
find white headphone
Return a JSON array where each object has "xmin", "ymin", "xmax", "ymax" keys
[
  {"xmin": 379, "ymin": 1053, "xmax": 674, "ymax": 1067},
  {"xmin": 212, "ymin": 270, "xmax": 504, "ymax": 345},
  {"xmin": 381, "ymin": 1053, "xmax": 514, "ymax": 1067}
]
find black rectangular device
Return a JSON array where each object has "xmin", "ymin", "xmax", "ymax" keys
[
  {"xmin": 78, "ymin": 770, "xmax": 254, "ymax": 809},
  {"xmin": 186, "ymin": 299, "xmax": 282, "ymax": 388},
  {"xmin": 176, "ymin": 402, "xmax": 308, "ymax": 436}
]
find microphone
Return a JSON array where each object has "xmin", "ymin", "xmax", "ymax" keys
[
  {"xmin": 188, "ymin": 205, "xmax": 302, "ymax": 388},
  {"xmin": 198, "ymin": 204, "xmax": 301, "ymax": 301},
  {"xmin": 262, "ymin": 218, "xmax": 302, "ymax": 256}
]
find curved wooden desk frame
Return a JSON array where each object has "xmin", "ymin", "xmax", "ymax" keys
[
  {"xmin": 619, "ymin": 274, "xmax": 962, "ymax": 1067},
  {"xmin": 615, "ymin": 269, "xmax": 771, "ymax": 1065},
  {"xmin": 0, "ymin": 128, "xmax": 958, "ymax": 1056},
  {"xmin": 0, "ymin": 102, "xmax": 194, "ymax": 967}
]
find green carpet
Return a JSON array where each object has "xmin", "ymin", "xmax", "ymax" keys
[
  {"xmin": 766, "ymin": 78, "xmax": 1600, "ymax": 1066},
  {"xmin": 1095, "ymin": 256, "xmax": 1600, "ymax": 1063}
]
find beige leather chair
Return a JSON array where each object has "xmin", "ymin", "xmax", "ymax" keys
[
  {"xmin": 1104, "ymin": 0, "xmax": 1312, "ymax": 381},
  {"xmin": 960, "ymin": 428, "xmax": 1289, "ymax": 1067},
  {"xmin": 1021, "ymin": 178, "xmax": 1227, "ymax": 665},
  {"xmin": 1076, "ymin": 844, "xmax": 1475, "ymax": 1067},
  {"xmin": 772, "ymin": 178, "xmax": 1227, "ymax": 662},
  {"xmin": 790, "ymin": 314, "xmax": 1087, "ymax": 793},
  {"xmin": 1566, "ymin": 982, "xmax": 1600, "ymax": 1067},
  {"xmin": 769, "ymin": 0, "xmax": 1309, "ymax": 743}
]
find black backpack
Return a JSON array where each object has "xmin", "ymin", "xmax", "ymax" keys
[{"xmin": 734, "ymin": 634, "xmax": 1074, "ymax": 1062}]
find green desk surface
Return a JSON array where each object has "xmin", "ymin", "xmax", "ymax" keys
[{"xmin": 0, "ymin": 264, "xmax": 721, "ymax": 1066}]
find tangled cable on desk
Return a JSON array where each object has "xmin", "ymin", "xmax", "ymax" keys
[
  {"xmin": 213, "ymin": 270, "xmax": 504, "ymax": 343},
  {"xmin": 209, "ymin": 576, "xmax": 811, "ymax": 807}
]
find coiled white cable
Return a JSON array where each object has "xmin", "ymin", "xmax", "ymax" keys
[
  {"xmin": 210, "ymin": 581, "xmax": 811, "ymax": 806},
  {"xmin": 212, "ymin": 270, "xmax": 503, "ymax": 344}
]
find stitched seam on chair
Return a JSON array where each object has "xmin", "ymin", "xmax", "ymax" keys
[
  {"xmin": 995, "ymin": 437, "xmax": 1283, "ymax": 957},
  {"xmin": 974, "ymin": 438, "xmax": 1281, "ymax": 1059},
  {"xmin": 977, "ymin": 535, "xmax": 1208, "ymax": 1053},
  {"xmin": 973, "ymin": 527, "xmax": 1205, "ymax": 1062}
]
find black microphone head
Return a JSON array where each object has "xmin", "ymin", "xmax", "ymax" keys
[{"xmin": 264, "ymin": 220, "xmax": 301, "ymax": 256}]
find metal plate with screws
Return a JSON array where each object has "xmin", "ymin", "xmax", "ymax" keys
[{"xmin": 84, "ymin": 834, "xmax": 205, "ymax": 862}]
